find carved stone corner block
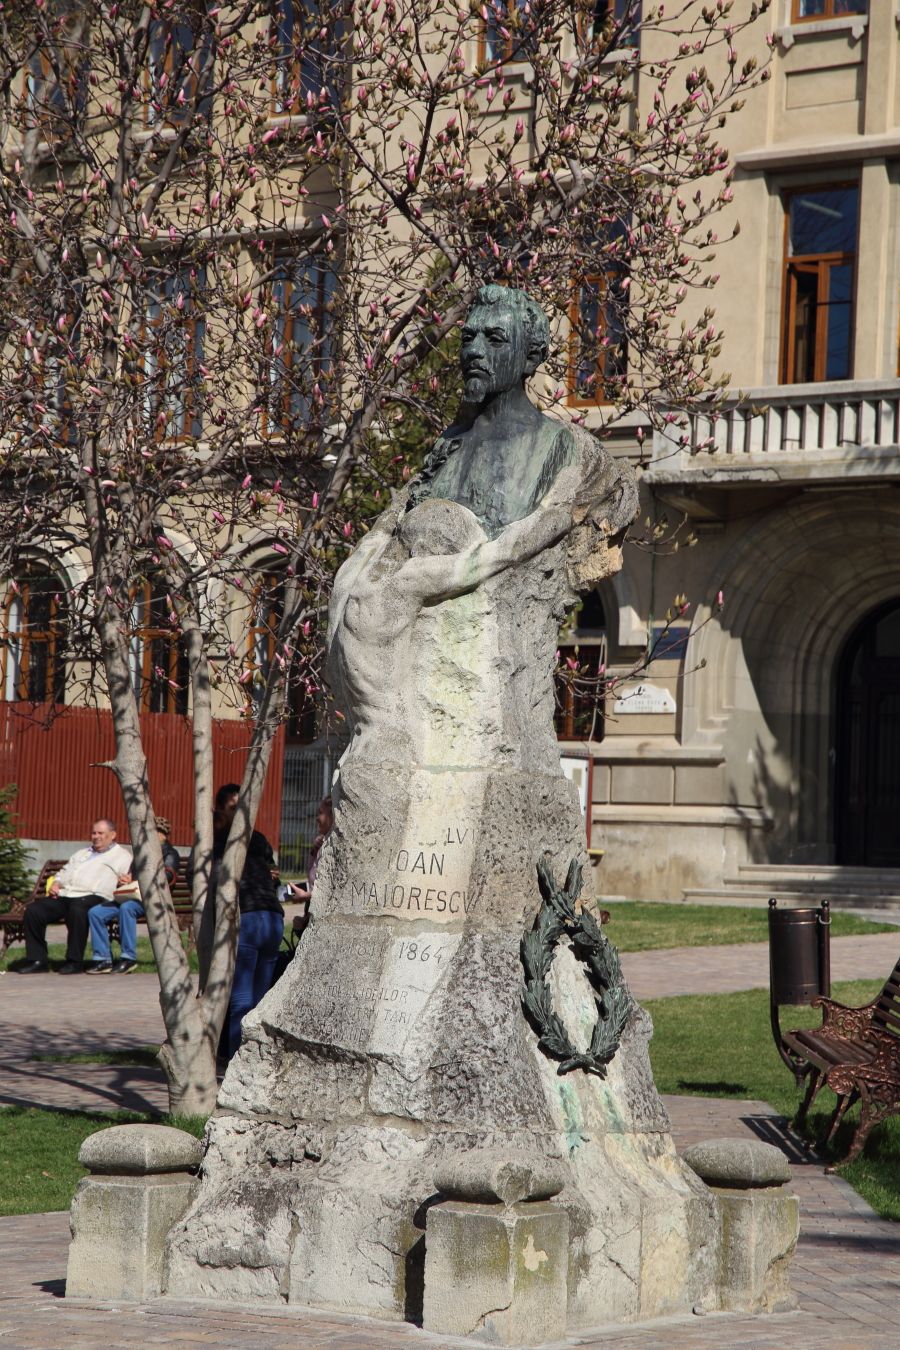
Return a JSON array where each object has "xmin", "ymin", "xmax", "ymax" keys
[
  {"xmin": 66, "ymin": 1124, "xmax": 202, "ymax": 1302},
  {"xmin": 683, "ymin": 1137, "xmax": 799, "ymax": 1314},
  {"xmin": 423, "ymin": 1199, "xmax": 569, "ymax": 1345}
]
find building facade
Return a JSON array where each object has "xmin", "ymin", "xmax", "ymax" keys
[
  {"xmin": 5, "ymin": 1, "xmax": 890, "ymax": 898},
  {"xmin": 568, "ymin": 1, "xmax": 900, "ymax": 903}
]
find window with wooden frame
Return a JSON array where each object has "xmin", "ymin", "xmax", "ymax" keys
[
  {"xmin": 555, "ymin": 591, "xmax": 607, "ymax": 741},
  {"xmin": 270, "ymin": 0, "xmax": 345, "ymax": 116},
  {"xmin": 791, "ymin": 2, "xmax": 866, "ymax": 21},
  {"xmin": 247, "ymin": 572, "xmax": 318, "ymax": 742},
  {"xmin": 129, "ymin": 577, "xmax": 189, "ymax": 716},
  {"xmin": 144, "ymin": 262, "xmax": 207, "ymax": 440},
  {"xmin": 568, "ymin": 226, "xmax": 629, "ymax": 405},
  {"xmin": 480, "ymin": 0, "xmax": 537, "ymax": 65},
  {"xmin": 22, "ymin": 4, "xmax": 88, "ymax": 142},
  {"xmin": 20, "ymin": 294, "xmax": 83, "ymax": 446},
  {"xmin": 263, "ymin": 253, "xmax": 337, "ymax": 435},
  {"xmin": 581, "ymin": 0, "xmax": 641, "ymax": 49},
  {"xmin": 781, "ymin": 183, "xmax": 858, "ymax": 384},
  {"xmin": 146, "ymin": 8, "xmax": 213, "ymax": 127},
  {"xmin": 1, "ymin": 572, "xmax": 68, "ymax": 705}
]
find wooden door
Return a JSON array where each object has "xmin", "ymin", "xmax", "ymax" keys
[{"xmin": 836, "ymin": 602, "xmax": 900, "ymax": 867}]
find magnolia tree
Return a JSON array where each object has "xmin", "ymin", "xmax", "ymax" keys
[{"xmin": 0, "ymin": 0, "xmax": 770, "ymax": 1111}]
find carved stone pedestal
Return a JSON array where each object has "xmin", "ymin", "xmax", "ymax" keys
[
  {"xmin": 683, "ymin": 1139, "xmax": 800, "ymax": 1314},
  {"xmin": 422, "ymin": 1153, "xmax": 569, "ymax": 1343},
  {"xmin": 67, "ymin": 1125, "xmax": 201, "ymax": 1301},
  {"xmin": 164, "ymin": 761, "xmax": 719, "ymax": 1326}
]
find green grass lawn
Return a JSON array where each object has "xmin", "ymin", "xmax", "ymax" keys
[
  {"xmin": 1, "ymin": 910, "xmax": 896, "ymax": 1222},
  {"xmin": 0, "ymin": 1107, "xmax": 206, "ymax": 1217},
  {"xmin": 0, "ymin": 904, "xmax": 891, "ymax": 974},
  {"xmin": 645, "ymin": 978, "xmax": 900, "ymax": 1221},
  {"xmin": 601, "ymin": 901, "xmax": 894, "ymax": 951},
  {"xmin": 0, "ymin": 933, "xmax": 198, "ymax": 974}
]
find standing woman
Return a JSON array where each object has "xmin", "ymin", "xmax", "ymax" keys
[
  {"xmin": 209, "ymin": 783, "xmax": 285, "ymax": 1062},
  {"xmin": 285, "ymin": 795, "xmax": 333, "ymax": 916}
]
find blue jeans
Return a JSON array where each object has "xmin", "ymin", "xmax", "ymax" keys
[
  {"xmin": 89, "ymin": 899, "xmax": 144, "ymax": 961},
  {"xmin": 225, "ymin": 909, "xmax": 284, "ymax": 1061}
]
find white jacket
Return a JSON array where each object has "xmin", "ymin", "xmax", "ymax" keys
[{"xmin": 55, "ymin": 844, "xmax": 133, "ymax": 900}]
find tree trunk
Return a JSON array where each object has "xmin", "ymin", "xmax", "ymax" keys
[
  {"xmin": 100, "ymin": 612, "xmax": 219, "ymax": 1114},
  {"xmin": 183, "ymin": 622, "xmax": 215, "ymax": 991}
]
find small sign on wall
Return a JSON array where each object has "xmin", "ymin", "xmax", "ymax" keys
[
  {"xmin": 560, "ymin": 753, "xmax": 592, "ymax": 846},
  {"xmin": 612, "ymin": 683, "xmax": 677, "ymax": 715}
]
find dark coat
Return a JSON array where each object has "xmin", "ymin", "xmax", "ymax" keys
[{"xmin": 211, "ymin": 827, "xmax": 283, "ymax": 916}]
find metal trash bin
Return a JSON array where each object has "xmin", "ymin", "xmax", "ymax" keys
[{"xmin": 768, "ymin": 897, "xmax": 831, "ymax": 1078}]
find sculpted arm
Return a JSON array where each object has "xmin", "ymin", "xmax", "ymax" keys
[
  {"xmin": 403, "ymin": 500, "xmax": 573, "ymax": 605},
  {"xmin": 327, "ymin": 497, "xmax": 405, "ymax": 637}
]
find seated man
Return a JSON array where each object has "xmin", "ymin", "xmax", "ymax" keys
[
  {"xmin": 87, "ymin": 816, "xmax": 180, "ymax": 974},
  {"xmin": 18, "ymin": 819, "xmax": 133, "ymax": 974}
]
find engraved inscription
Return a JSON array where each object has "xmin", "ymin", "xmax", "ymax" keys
[
  {"xmin": 301, "ymin": 933, "xmax": 462, "ymax": 1055},
  {"xmin": 348, "ymin": 815, "xmax": 483, "ymax": 923},
  {"xmin": 388, "ymin": 849, "xmax": 445, "ymax": 875},
  {"xmin": 350, "ymin": 880, "xmax": 480, "ymax": 914}
]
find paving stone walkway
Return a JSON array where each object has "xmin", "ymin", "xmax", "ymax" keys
[
  {"xmin": 1, "ymin": 933, "xmax": 898, "ymax": 1347},
  {"xmin": 621, "ymin": 930, "xmax": 900, "ymax": 1001}
]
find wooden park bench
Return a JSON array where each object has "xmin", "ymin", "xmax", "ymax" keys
[
  {"xmin": 0, "ymin": 855, "xmax": 194, "ymax": 960},
  {"xmin": 785, "ymin": 952, "xmax": 900, "ymax": 1167}
]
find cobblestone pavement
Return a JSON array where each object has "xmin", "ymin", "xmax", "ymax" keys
[
  {"xmin": 620, "ymin": 931, "xmax": 900, "ymax": 1001},
  {"xmin": 1, "ymin": 936, "xmax": 898, "ymax": 1347},
  {"xmin": 2, "ymin": 1093, "xmax": 897, "ymax": 1349},
  {"xmin": 3, "ymin": 932, "xmax": 898, "ymax": 1113}
]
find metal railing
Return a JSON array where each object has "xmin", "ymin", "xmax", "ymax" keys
[{"xmin": 278, "ymin": 741, "xmax": 343, "ymax": 871}]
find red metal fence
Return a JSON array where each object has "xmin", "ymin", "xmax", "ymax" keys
[{"xmin": 0, "ymin": 702, "xmax": 284, "ymax": 848}]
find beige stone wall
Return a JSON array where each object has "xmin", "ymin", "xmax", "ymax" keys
[{"xmin": 574, "ymin": 6, "xmax": 900, "ymax": 901}]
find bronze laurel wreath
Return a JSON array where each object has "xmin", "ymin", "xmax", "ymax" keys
[{"xmin": 521, "ymin": 857, "xmax": 630, "ymax": 1077}]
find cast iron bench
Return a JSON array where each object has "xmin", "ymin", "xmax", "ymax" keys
[
  {"xmin": 784, "ymin": 952, "xmax": 900, "ymax": 1166},
  {"xmin": 0, "ymin": 856, "xmax": 194, "ymax": 959}
]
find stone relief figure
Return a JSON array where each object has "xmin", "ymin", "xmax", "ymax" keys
[{"xmin": 167, "ymin": 289, "xmax": 720, "ymax": 1333}]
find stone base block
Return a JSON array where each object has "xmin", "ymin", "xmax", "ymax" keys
[
  {"xmin": 716, "ymin": 1187, "xmax": 800, "ymax": 1313},
  {"xmin": 66, "ymin": 1124, "xmax": 201, "ymax": 1301},
  {"xmin": 423, "ymin": 1201, "xmax": 568, "ymax": 1345},
  {"xmin": 682, "ymin": 1138, "xmax": 799, "ymax": 1315}
]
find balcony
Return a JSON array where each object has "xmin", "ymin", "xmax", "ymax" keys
[{"xmin": 645, "ymin": 381, "xmax": 900, "ymax": 503}]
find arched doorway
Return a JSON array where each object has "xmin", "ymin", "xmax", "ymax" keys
[{"xmin": 835, "ymin": 599, "xmax": 900, "ymax": 867}]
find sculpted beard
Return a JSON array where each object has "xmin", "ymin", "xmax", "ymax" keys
[{"xmin": 463, "ymin": 371, "xmax": 490, "ymax": 402}]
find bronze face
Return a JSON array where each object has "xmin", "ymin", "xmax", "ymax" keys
[{"xmin": 459, "ymin": 304, "xmax": 530, "ymax": 403}]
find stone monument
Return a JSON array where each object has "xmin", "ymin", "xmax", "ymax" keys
[{"xmin": 165, "ymin": 287, "xmax": 720, "ymax": 1330}]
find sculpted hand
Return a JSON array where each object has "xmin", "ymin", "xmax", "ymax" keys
[{"xmin": 572, "ymin": 461, "xmax": 640, "ymax": 538}]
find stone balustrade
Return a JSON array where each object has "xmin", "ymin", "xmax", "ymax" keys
[{"xmin": 647, "ymin": 380, "xmax": 900, "ymax": 489}]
